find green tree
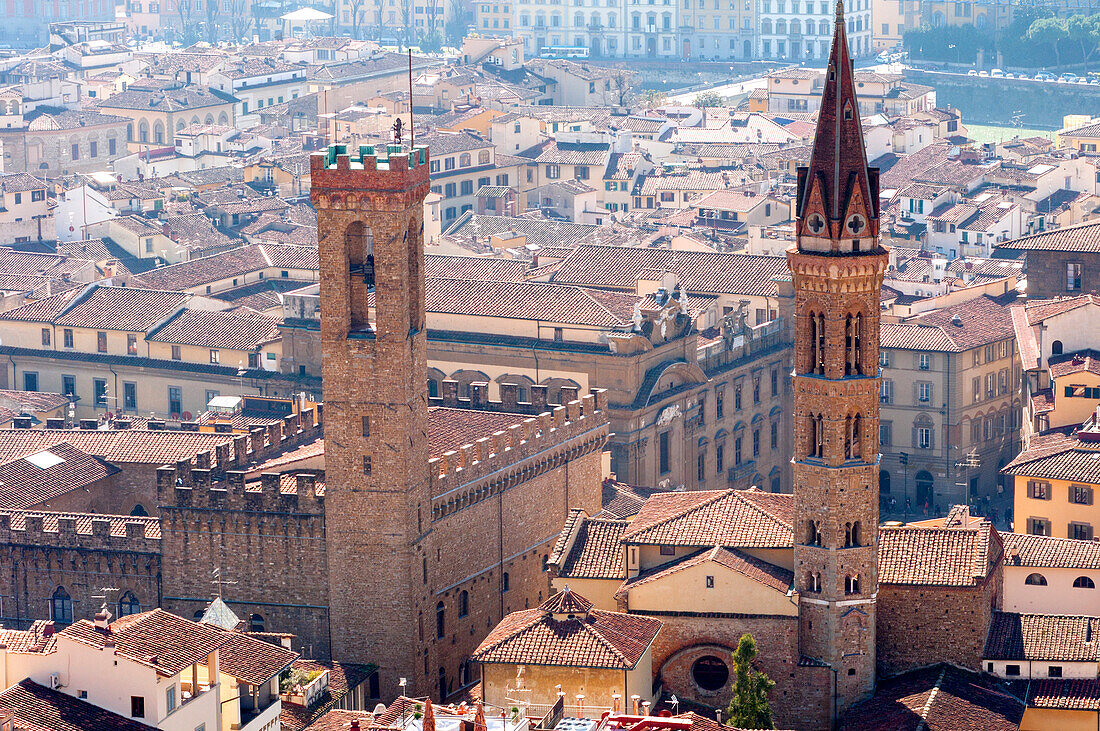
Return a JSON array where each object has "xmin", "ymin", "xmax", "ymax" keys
[
  {"xmin": 1028, "ymin": 16, "xmax": 1068, "ymax": 69},
  {"xmin": 692, "ymin": 90, "xmax": 725, "ymax": 108},
  {"xmin": 1067, "ymin": 14, "xmax": 1100, "ymax": 71},
  {"xmin": 726, "ymin": 634, "xmax": 776, "ymax": 730}
]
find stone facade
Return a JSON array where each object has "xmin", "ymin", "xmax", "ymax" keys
[{"xmin": 1016, "ymin": 249, "xmax": 1100, "ymax": 301}]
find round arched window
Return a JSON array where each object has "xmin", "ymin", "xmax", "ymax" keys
[{"xmin": 691, "ymin": 655, "xmax": 729, "ymax": 692}]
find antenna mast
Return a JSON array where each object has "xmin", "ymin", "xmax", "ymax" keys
[{"xmin": 408, "ymin": 49, "xmax": 415, "ymax": 148}]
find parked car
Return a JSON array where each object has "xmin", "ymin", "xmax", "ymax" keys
[
  {"xmin": 1090, "ymin": 79, "xmax": 1100, "ymax": 85},
  {"xmin": 1004, "ymin": 72, "xmax": 1015, "ymax": 78},
  {"xmin": 1059, "ymin": 73, "xmax": 1079, "ymax": 82},
  {"xmin": 967, "ymin": 69, "xmax": 979, "ymax": 76},
  {"xmin": 990, "ymin": 68, "xmax": 1005, "ymax": 77},
  {"xmin": 1035, "ymin": 72, "xmax": 1056, "ymax": 81},
  {"xmin": 978, "ymin": 70, "xmax": 989, "ymax": 77}
]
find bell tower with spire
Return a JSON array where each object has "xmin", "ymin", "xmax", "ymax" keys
[{"xmin": 788, "ymin": 0, "xmax": 886, "ymax": 716}]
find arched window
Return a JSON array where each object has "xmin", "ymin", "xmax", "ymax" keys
[
  {"xmin": 845, "ymin": 313, "xmax": 863, "ymax": 375},
  {"xmin": 436, "ymin": 601, "xmax": 446, "ymax": 638},
  {"xmin": 850, "ymin": 413, "xmax": 862, "ymax": 459},
  {"xmin": 204, "ymin": 113, "xmax": 214, "ymax": 125},
  {"xmin": 1051, "ymin": 340, "xmax": 1063, "ymax": 356},
  {"xmin": 218, "ymin": 111, "xmax": 229, "ymax": 125},
  {"xmin": 809, "ymin": 413, "xmax": 824, "ymax": 458},
  {"xmin": 844, "ymin": 574, "xmax": 860, "ymax": 595},
  {"xmin": 118, "ymin": 591, "xmax": 140, "ymax": 617},
  {"xmin": 249, "ymin": 613, "xmax": 264, "ymax": 632},
  {"xmin": 1025, "ymin": 573, "xmax": 1047, "ymax": 586},
  {"xmin": 459, "ymin": 153, "xmax": 471, "ymax": 167},
  {"xmin": 194, "ymin": 609, "xmax": 205, "ymax": 621},
  {"xmin": 761, "ymin": 18, "xmax": 772, "ymax": 34},
  {"xmin": 844, "ymin": 521, "xmax": 861, "ymax": 547},
  {"xmin": 438, "ymin": 666, "xmax": 447, "ymax": 695},
  {"xmin": 153, "ymin": 120, "xmax": 164, "ymax": 145},
  {"xmin": 130, "ymin": 504, "xmax": 148, "ymax": 516},
  {"xmin": 574, "ymin": 12, "xmax": 583, "ymax": 26},
  {"xmin": 138, "ymin": 120, "xmax": 149, "ymax": 143},
  {"xmin": 51, "ymin": 587, "xmax": 73, "ymax": 624},
  {"xmin": 502, "ymin": 572, "xmax": 510, "ymax": 592},
  {"xmin": 815, "ymin": 313, "xmax": 825, "ymax": 374},
  {"xmin": 807, "ymin": 519, "xmax": 822, "ymax": 546},
  {"xmin": 806, "ymin": 571, "xmax": 820, "ymax": 592},
  {"xmin": 458, "ymin": 590, "xmax": 469, "ymax": 617},
  {"xmin": 776, "ymin": 18, "xmax": 786, "ymax": 34},
  {"xmin": 1073, "ymin": 576, "xmax": 1096, "ymax": 589}
]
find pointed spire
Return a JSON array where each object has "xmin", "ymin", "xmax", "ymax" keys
[
  {"xmin": 422, "ymin": 698, "xmax": 436, "ymax": 731},
  {"xmin": 796, "ymin": 0, "xmax": 880, "ymax": 247}
]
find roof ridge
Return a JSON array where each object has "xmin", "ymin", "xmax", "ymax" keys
[
  {"xmin": 736, "ymin": 489, "xmax": 792, "ymax": 530},
  {"xmin": 578, "ymin": 613, "xmax": 630, "ymax": 666},
  {"xmin": 626, "ymin": 489, "xmax": 735, "ymax": 539},
  {"xmin": 915, "ymin": 665, "xmax": 948, "ymax": 731},
  {"xmin": 471, "ymin": 609, "xmax": 544, "ymax": 658}
]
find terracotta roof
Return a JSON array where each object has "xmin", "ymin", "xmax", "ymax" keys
[
  {"xmin": 621, "ymin": 488, "xmax": 793, "ymax": 549},
  {"xmin": 426, "ymin": 407, "xmax": 529, "ymax": 462},
  {"xmin": 1049, "ymin": 349, "xmax": 1100, "ymax": 378},
  {"xmin": 0, "ymin": 285, "xmax": 188, "ymax": 331},
  {"xmin": 61, "ymin": 609, "xmax": 229, "ymax": 677},
  {"xmin": 984, "ymin": 611, "xmax": 1099, "ymax": 662},
  {"xmin": 840, "ymin": 664, "xmax": 1024, "ymax": 731},
  {"xmin": 0, "ymin": 621, "xmax": 58, "ymax": 654},
  {"xmin": 0, "ymin": 442, "xmax": 120, "ymax": 510},
  {"xmin": 558, "ymin": 517, "xmax": 628, "ymax": 579},
  {"xmin": 0, "ymin": 679, "xmax": 155, "ymax": 731},
  {"xmin": 303, "ymin": 709, "xmax": 377, "ymax": 731},
  {"xmin": 617, "ymin": 545, "xmax": 793, "ymax": 598},
  {"xmin": 877, "ymin": 523, "xmax": 999, "ymax": 586},
  {"xmin": 147, "ymin": 308, "xmax": 280, "ymax": 350},
  {"xmin": 135, "ymin": 244, "xmax": 318, "ymax": 291},
  {"xmin": 0, "ymin": 428, "xmax": 235, "ymax": 465},
  {"xmin": 217, "ymin": 631, "xmax": 298, "ymax": 685},
  {"xmin": 425, "ymin": 255, "xmax": 528, "ymax": 282},
  {"xmin": 997, "ymin": 219, "xmax": 1100, "ymax": 252},
  {"xmin": 541, "ymin": 587, "xmax": 594, "ymax": 614},
  {"xmin": 881, "ymin": 293, "xmax": 1017, "ymax": 352},
  {"xmin": 443, "ymin": 213, "xmax": 623, "ymax": 249},
  {"xmin": 1001, "ymin": 433, "xmax": 1100, "ymax": 483},
  {"xmin": 552, "ymin": 246, "xmax": 788, "ymax": 297},
  {"xmin": 471, "ymin": 591, "xmax": 661, "ymax": 669},
  {"xmin": 1001, "ymin": 532, "xmax": 1100, "ymax": 570},
  {"xmin": 1023, "ymin": 294, "xmax": 1100, "ymax": 325},
  {"xmin": 423, "ymin": 277, "xmax": 640, "ymax": 327},
  {"xmin": 601, "ymin": 480, "xmax": 664, "ymax": 519},
  {"xmin": 1025, "ymin": 679, "xmax": 1100, "ymax": 711}
]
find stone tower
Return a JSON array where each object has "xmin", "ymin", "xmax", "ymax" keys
[
  {"xmin": 788, "ymin": 1, "xmax": 887, "ymax": 718},
  {"xmin": 312, "ymin": 143, "xmax": 430, "ymax": 691}
]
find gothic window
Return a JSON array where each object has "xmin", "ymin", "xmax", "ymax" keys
[
  {"xmin": 844, "ymin": 521, "xmax": 861, "ymax": 547},
  {"xmin": 249, "ymin": 613, "xmax": 264, "ymax": 632},
  {"xmin": 118, "ymin": 592, "xmax": 140, "ymax": 618},
  {"xmin": 436, "ymin": 601, "xmax": 446, "ymax": 638},
  {"xmin": 806, "ymin": 571, "xmax": 821, "ymax": 592},
  {"xmin": 845, "ymin": 313, "xmax": 863, "ymax": 375},
  {"xmin": 51, "ymin": 587, "xmax": 73, "ymax": 625},
  {"xmin": 809, "ymin": 311, "xmax": 826, "ymax": 374},
  {"xmin": 807, "ymin": 519, "xmax": 822, "ymax": 546},
  {"xmin": 458, "ymin": 590, "xmax": 469, "ymax": 617},
  {"xmin": 845, "ymin": 413, "xmax": 862, "ymax": 459},
  {"xmin": 809, "ymin": 413, "xmax": 824, "ymax": 458},
  {"xmin": 844, "ymin": 574, "xmax": 860, "ymax": 594}
]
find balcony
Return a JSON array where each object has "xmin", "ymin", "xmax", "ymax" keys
[{"xmin": 728, "ymin": 459, "xmax": 757, "ymax": 485}]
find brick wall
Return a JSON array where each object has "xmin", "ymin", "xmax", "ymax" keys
[
  {"xmin": 0, "ymin": 512, "xmax": 161, "ymax": 628},
  {"xmin": 1023, "ymin": 250, "xmax": 1100, "ymax": 300},
  {"xmin": 647, "ymin": 614, "xmax": 831, "ymax": 731}
]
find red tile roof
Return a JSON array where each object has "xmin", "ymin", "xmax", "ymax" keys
[
  {"xmin": 0, "ymin": 285, "xmax": 188, "ymax": 332},
  {"xmin": 840, "ymin": 664, "xmax": 1024, "ymax": 731},
  {"xmin": 1026, "ymin": 679, "xmax": 1100, "ymax": 711},
  {"xmin": 280, "ymin": 660, "xmax": 378, "ymax": 731},
  {"xmin": 217, "ymin": 631, "xmax": 298, "ymax": 685},
  {"xmin": 147, "ymin": 308, "xmax": 280, "ymax": 349},
  {"xmin": 616, "ymin": 545, "xmax": 793, "ymax": 598},
  {"xmin": 997, "ymin": 218, "xmax": 1100, "ymax": 253},
  {"xmin": 427, "ymin": 407, "xmax": 530, "ymax": 461},
  {"xmin": 422, "ymin": 277, "xmax": 641, "ymax": 327},
  {"xmin": 1049, "ymin": 349, "xmax": 1100, "ymax": 378},
  {"xmin": 0, "ymin": 442, "xmax": 120, "ymax": 510},
  {"xmin": 1001, "ymin": 532, "xmax": 1100, "ymax": 570},
  {"xmin": 61, "ymin": 609, "xmax": 228, "ymax": 677},
  {"xmin": 425, "ymin": 255, "xmax": 528, "ymax": 282},
  {"xmin": 878, "ymin": 523, "xmax": 1000, "ymax": 586},
  {"xmin": 471, "ymin": 593, "xmax": 661, "ymax": 669},
  {"xmin": 984, "ymin": 611, "xmax": 1099, "ymax": 662},
  {"xmin": 558, "ymin": 517, "xmax": 628, "ymax": 580},
  {"xmin": 621, "ymin": 488, "xmax": 793, "ymax": 549},
  {"xmin": 0, "ymin": 679, "xmax": 155, "ymax": 731},
  {"xmin": 0, "ymin": 428, "xmax": 236, "ymax": 465}
]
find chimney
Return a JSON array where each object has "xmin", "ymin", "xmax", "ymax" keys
[
  {"xmin": 41, "ymin": 621, "xmax": 55, "ymax": 638},
  {"xmin": 351, "ymin": 722, "xmax": 361, "ymax": 731},
  {"xmin": 94, "ymin": 609, "xmax": 111, "ymax": 632}
]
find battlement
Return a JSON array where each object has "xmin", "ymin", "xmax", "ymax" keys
[
  {"xmin": 429, "ymin": 380, "xmax": 591, "ymax": 415},
  {"xmin": 428, "ymin": 390, "xmax": 609, "ymax": 521},
  {"xmin": 0, "ymin": 510, "xmax": 161, "ymax": 552},
  {"xmin": 310, "ymin": 143, "xmax": 430, "ymax": 192},
  {"xmin": 157, "ymin": 466, "xmax": 324, "ymax": 515}
]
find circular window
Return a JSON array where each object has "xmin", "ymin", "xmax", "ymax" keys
[{"xmin": 691, "ymin": 655, "xmax": 729, "ymax": 692}]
